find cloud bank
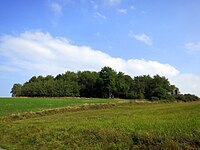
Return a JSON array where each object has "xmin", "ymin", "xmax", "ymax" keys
[{"xmin": 0, "ymin": 31, "xmax": 200, "ymax": 96}]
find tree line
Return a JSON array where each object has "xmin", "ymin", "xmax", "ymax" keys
[{"xmin": 11, "ymin": 66, "xmax": 199, "ymax": 101}]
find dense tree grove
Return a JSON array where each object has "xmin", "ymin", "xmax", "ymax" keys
[{"xmin": 11, "ymin": 67, "xmax": 199, "ymax": 101}]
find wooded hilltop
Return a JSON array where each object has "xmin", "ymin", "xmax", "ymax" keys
[{"xmin": 11, "ymin": 66, "xmax": 199, "ymax": 101}]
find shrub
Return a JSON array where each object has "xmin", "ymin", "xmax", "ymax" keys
[
  {"xmin": 175, "ymin": 94, "xmax": 199, "ymax": 102},
  {"xmin": 151, "ymin": 97, "xmax": 159, "ymax": 101}
]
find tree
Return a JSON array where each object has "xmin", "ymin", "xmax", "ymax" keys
[
  {"xmin": 98, "ymin": 67, "xmax": 117, "ymax": 98},
  {"xmin": 133, "ymin": 75, "xmax": 152, "ymax": 99},
  {"xmin": 28, "ymin": 76, "xmax": 37, "ymax": 83},
  {"xmin": 60, "ymin": 71, "xmax": 80, "ymax": 97},
  {"xmin": 44, "ymin": 75, "xmax": 55, "ymax": 97},
  {"xmin": 149, "ymin": 75, "xmax": 171, "ymax": 100},
  {"xmin": 77, "ymin": 71, "xmax": 99, "ymax": 97},
  {"xmin": 115, "ymin": 72, "xmax": 130, "ymax": 98},
  {"xmin": 122, "ymin": 75, "xmax": 136, "ymax": 99},
  {"xmin": 12, "ymin": 66, "xmax": 196, "ymax": 100},
  {"xmin": 11, "ymin": 83, "xmax": 22, "ymax": 97}
]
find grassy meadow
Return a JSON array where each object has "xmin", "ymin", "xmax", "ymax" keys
[
  {"xmin": 0, "ymin": 98, "xmax": 199, "ymax": 149},
  {"xmin": 0, "ymin": 97, "xmax": 126, "ymax": 117}
]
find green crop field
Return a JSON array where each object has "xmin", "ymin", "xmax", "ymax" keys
[
  {"xmin": 0, "ymin": 99, "xmax": 199, "ymax": 149},
  {"xmin": 0, "ymin": 97, "xmax": 126, "ymax": 117}
]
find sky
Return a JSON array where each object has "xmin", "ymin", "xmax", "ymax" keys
[{"xmin": 0, "ymin": 0, "xmax": 200, "ymax": 97}]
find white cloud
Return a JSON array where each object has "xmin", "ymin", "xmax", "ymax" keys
[
  {"xmin": 170, "ymin": 74, "xmax": 200, "ymax": 96},
  {"xmin": 129, "ymin": 32, "xmax": 153, "ymax": 46},
  {"xmin": 0, "ymin": 31, "xmax": 200, "ymax": 96},
  {"xmin": 94, "ymin": 12, "xmax": 106, "ymax": 22},
  {"xmin": 185, "ymin": 42, "xmax": 200, "ymax": 52},
  {"xmin": 125, "ymin": 59, "xmax": 179, "ymax": 77},
  {"xmin": 50, "ymin": 2, "xmax": 62, "ymax": 16},
  {"xmin": 118, "ymin": 9, "xmax": 127, "ymax": 14},
  {"xmin": 0, "ymin": 31, "xmax": 177, "ymax": 76}
]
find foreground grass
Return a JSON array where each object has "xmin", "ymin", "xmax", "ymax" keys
[
  {"xmin": 0, "ymin": 97, "xmax": 126, "ymax": 117},
  {"xmin": 0, "ymin": 101, "xmax": 199, "ymax": 149}
]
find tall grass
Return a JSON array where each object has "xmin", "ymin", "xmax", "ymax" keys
[{"xmin": 0, "ymin": 101, "xmax": 199, "ymax": 149}]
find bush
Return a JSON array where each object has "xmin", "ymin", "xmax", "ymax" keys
[
  {"xmin": 151, "ymin": 97, "xmax": 159, "ymax": 101},
  {"xmin": 175, "ymin": 94, "xmax": 199, "ymax": 102},
  {"xmin": 165, "ymin": 95, "xmax": 176, "ymax": 101},
  {"xmin": 183, "ymin": 94, "xmax": 199, "ymax": 101}
]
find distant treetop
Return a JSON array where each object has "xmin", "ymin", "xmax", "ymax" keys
[{"xmin": 11, "ymin": 66, "xmax": 199, "ymax": 101}]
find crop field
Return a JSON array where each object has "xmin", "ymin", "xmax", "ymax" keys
[
  {"xmin": 0, "ymin": 97, "xmax": 126, "ymax": 117},
  {"xmin": 0, "ymin": 99, "xmax": 199, "ymax": 149}
]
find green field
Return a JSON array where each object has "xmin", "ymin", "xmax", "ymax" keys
[
  {"xmin": 0, "ymin": 99, "xmax": 199, "ymax": 149},
  {"xmin": 0, "ymin": 97, "xmax": 126, "ymax": 117}
]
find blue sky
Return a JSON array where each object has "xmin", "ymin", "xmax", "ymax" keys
[{"xmin": 1, "ymin": 0, "xmax": 200, "ymax": 96}]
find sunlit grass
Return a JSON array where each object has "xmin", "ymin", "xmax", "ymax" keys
[
  {"xmin": 0, "ymin": 101, "xmax": 199, "ymax": 149},
  {"xmin": 0, "ymin": 97, "xmax": 126, "ymax": 117}
]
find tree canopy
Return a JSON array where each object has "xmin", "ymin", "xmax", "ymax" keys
[{"xmin": 11, "ymin": 66, "xmax": 199, "ymax": 101}]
